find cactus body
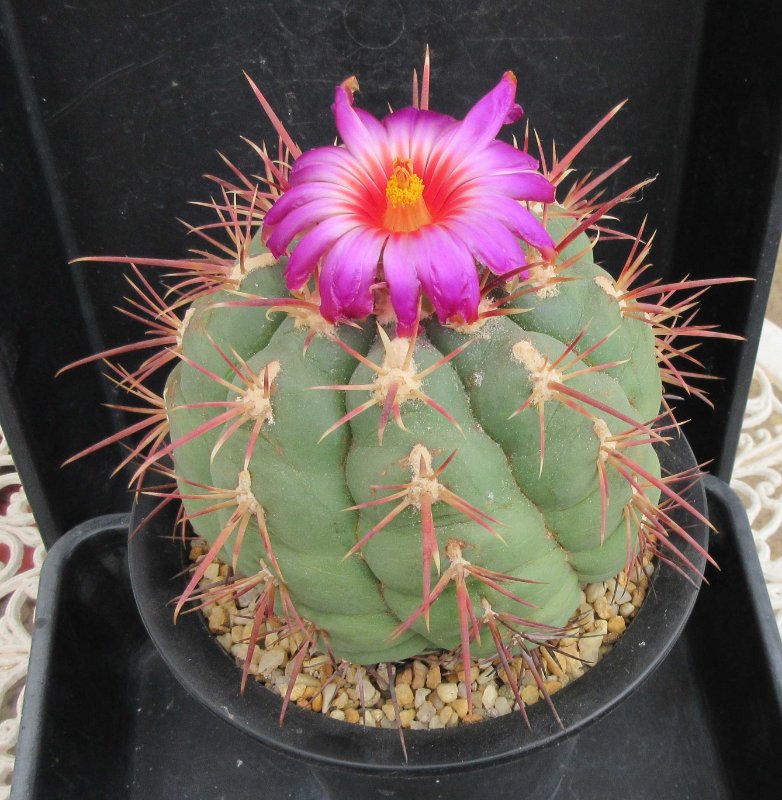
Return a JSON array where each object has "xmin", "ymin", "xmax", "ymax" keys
[
  {"xmin": 165, "ymin": 217, "xmax": 662, "ymax": 664},
  {"xmin": 67, "ymin": 66, "xmax": 730, "ymax": 697}
]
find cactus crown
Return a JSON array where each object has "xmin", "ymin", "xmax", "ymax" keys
[{"xmin": 66, "ymin": 53, "xmax": 742, "ymax": 730}]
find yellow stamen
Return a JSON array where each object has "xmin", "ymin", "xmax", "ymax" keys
[
  {"xmin": 386, "ymin": 158, "xmax": 425, "ymax": 207},
  {"xmin": 383, "ymin": 157, "xmax": 432, "ymax": 233}
]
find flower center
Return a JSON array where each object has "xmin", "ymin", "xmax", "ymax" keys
[{"xmin": 383, "ymin": 157, "xmax": 432, "ymax": 233}]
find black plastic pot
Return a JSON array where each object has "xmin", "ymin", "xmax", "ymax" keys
[{"xmin": 127, "ymin": 433, "xmax": 708, "ymax": 800}]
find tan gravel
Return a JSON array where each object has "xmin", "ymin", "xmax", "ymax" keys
[{"xmin": 191, "ymin": 543, "xmax": 653, "ymax": 729}]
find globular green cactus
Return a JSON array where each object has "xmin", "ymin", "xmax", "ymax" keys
[
  {"xmin": 165, "ymin": 217, "xmax": 666, "ymax": 668},
  {"xmin": 67, "ymin": 61, "xmax": 732, "ymax": 719}
]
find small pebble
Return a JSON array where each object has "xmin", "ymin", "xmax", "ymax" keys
[
  {"xmin": 614, "ymin": 587, "xmax": 632, "ymax": 605},
  {"xmin": 361, "ymin": 678, "xmax": 380, "ymax": 707},
  {"xmin": 426, "ymin": 665, "xmax": 442, "ymax": 689},
  {"xmin": 494, "ymin": 696, "xmax": 512, "ymax": 716},
  {"xmin": 457, "ymin": 666, "xmax": 479, "ymax": 683},
  {"xmin": 620, "ymin": 602, "xmax": 636, "ymax": 618},
  {"xmin": 482, "ymin": 683, "xmax": 498, "ymax": 709},
  {"xmin": 578, "ymin": 634, "xmax": 602, "ymax": 666},
  {"xmin": 585, "ymin": 582, "xmax": 605, "ymax": 604},
  {"xmin": 631, "ymin": 589, "xmax": 645, "ymax": 606},
  {"xmin": 396, "ymin": 667, "xmax": 412, "ymax": 685},
  {"xmin": 411, "ymin": 661, "xmax": 427, "ymax": 690},
  {"xmin": 436, "ymin": 682, "xmax": 459, "ymax": 704},
  {"xmin": 607, "ymin": 616, "xmax": 626, "ymax": 634},
  {"xmin": 399, "ymin": 709, "xmax": 416, "ymax": 728},
  {"xmin": 321, "ymin": 683, "xmax": 337, "ymax": 714},
  {"xmin": 414, "ymin": 687, "xmax": 430, "ymax": 708},
  {"xmin": 208, "ymin": 606, "xmax": 228, "ymax": 633},
  {"xmin": 416, "ymin": 701, "xmax": 436, "ymax": 724},
  {"xmin": 394, "ymin": 683, "xmax": 414, "ymax": 707},
  {"xmin": 593, "ymin": 595, "xmax": 612, "ymax": 620},
  {"xmin": 257, "ymin": 648, "xmax": 286, "ymax": 677},
  {"xmin": 451, "ymin": 698, "xmax": 469, "ymax": 719},
  {"xmin": 521, "ymin": 685, "xmax": 539, "ymax": 705}
]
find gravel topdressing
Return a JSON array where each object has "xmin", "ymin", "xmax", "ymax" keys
[{"xmin": 190, "ymin": 540, "xmax": 654, "ymax": 730}]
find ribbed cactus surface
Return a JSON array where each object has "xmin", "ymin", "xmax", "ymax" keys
[
  {"xmin": 67, "ymin": 65, "xmax": 731, "ymax": 701},
  {"xmin": 165, "ymin": 219, "xmax": 662, "ymax": 664}
]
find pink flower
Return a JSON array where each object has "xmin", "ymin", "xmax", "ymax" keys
[{"xmin": 262, "ymin": 72, "xmax": 555, "ymax": 334}]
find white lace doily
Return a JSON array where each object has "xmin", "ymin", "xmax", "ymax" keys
[
  {"xmin": 0, "ymin": 322, "xmax": 780, "ymax": 794},
  {"xmin": 0, "ymin": 431, "xmax": 45, "ymax": 799},
  {"xmin": 730, "ymin": 319, "xmax": 782, "ymax": 630}
]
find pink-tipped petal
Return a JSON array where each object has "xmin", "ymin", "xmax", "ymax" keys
[
  {"xmin": 419, "ymin": 226, "xmax": 479, "ymax": 324},
  {"xmin": 264, "ymin": 182, "xmax": 351, "ymax": 227},
  {"xmin": 444, "ymin": 213, "xmax": 527, "ymax": 275},
  {"xmin": 333, "ymin": 78, "xmax": 389, "ymax": 187},
  {"xmin": 481, "ymin": 195, "xmax": 556, "ymax": 251},
  {"xmin": 437, "ymin": 73, "xmax": 520, "ymax": 165},
  {"xmin": 481, "ymin": 139, "xmax": 539, "ymax": 174},
  {"xmin": 382, "ymin": 234, "xmax": 422, "ymax": 332},
  {"xmin": 320, "ymin": 228, "xmax": 385, "ymax": 321},
  {"xmin": 266, "ymin": 198, "xmax": 358, "ymax": 256},
  {"xmin": 476, "ymin": 171, "xmax": 556, "ymax": 203},
  {"xmin": 285, "ymin": 215, "xmax": 364, "ymax": 289},
  {"xmin": 290, "ymin": 146, "xmax": 385, "ymax": 205},
  {"xmin": 382, "ymin": 107, "xmax": 456, "ymax": 167}
]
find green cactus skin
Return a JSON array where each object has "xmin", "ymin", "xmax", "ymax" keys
[{"xmin": 164, "ymin": 218, "xmax": 664, "ymax": 665}]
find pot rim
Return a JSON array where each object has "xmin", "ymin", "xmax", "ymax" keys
[{"xmin": 128, "ymin": 431, "xmax": 708, "ymax": 774}]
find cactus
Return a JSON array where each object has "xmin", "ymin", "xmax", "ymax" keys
[{"xmin": 66, "ymin": 54, "xmax": 741, "ymax": 722}]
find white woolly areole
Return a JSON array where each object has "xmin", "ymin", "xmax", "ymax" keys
[
  {"xmin": 176, "ymin": 307, "xmax": 195, "ymax": 348},
  {"xmin": 593, "ymin": 418, "xmax": 616, "ymax": 462},
  {"xmin": 594, "ymin": 275, "xmax": 628, "ymax": 312},
  {"xmin": 242, "ymin": 360, "xmax": 281, "ymax": 422},
  {"xmin": 511, "ymin": 339, "xmax": 562, "ymax": 404},
  {"xmin": 406, "ymin": 444, "xmax": 441, "ymax": 507},
  {"xmin": 527, "ymin": 264, "xmax": 560, "ymax": 298},
  {"xmin": 372, "ymin": 338, "xmax": 420, "ymax": 404},
  {"xmin": 229, "ymin": 251, "xmax": 278, "ymax": 283},
  {"xmin": 289, "ymin": 305, "xmax": 334, "ymax": 336},
  {"xmin": 236, "ymin": 469, "xmax": 261, "ymax": 514},
  {"xmin": 451, "ymin": 297, "xmax": 495, "ymax": 334}
]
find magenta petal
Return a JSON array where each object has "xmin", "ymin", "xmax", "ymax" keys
[
  {"xmin": 503, "ymin": 103, "xmax": 523, "ymax": 125},
  {"xmin": 443, "ymin": 214, "xmax": 527, "ymax": 276},
  {"xmin": 472, "ymin": 171, "xmax": 555, "ymax": 203},
  {"xmin": 382, "ymin": 107, "xmax": 456, "ymax": 165},
  {"xmin": 332, "ymin": 79, "xmax": 389, "ymax": 187},
  {"xmin": 285, "ymin": 216, "xmax": 364, "ymax": 290},
  {"xmin": 418, "ymin": 226, "xmax": 480, "ymax": 324},
  {"xmin": 448, "ymin": 73, "xmax": 520, "ymax": 155},
  {"xmin": 266, "ymin": 198, "xmax": 355, "ymax": 256},
  {"xmin": 480, "ymin": 196, "xmax": 556, "ymax": 251},
  {"xmin": 319, "ymin": 228, "xmax": 385, "ymax": 321},
  {"xmin": 264, "ymin": 182, "xmax": 349, "ymax": 227},
  {"xmin": 381, "ymin": 234, "xmax": 422, "ymax": 333},
  {"xmin": 290, "ymin": 145, "xmax": 384, "ymax": 204},
  {"xmin": 481, "ymin": 140, "xmax": 539, "ymax": 174}
]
